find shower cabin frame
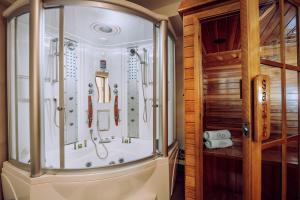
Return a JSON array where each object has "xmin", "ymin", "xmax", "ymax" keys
[{"xmin": 4, "ymin": 0, "xmax": 177, "ymax": 177}]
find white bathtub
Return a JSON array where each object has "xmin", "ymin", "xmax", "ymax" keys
[
  {"xmin": 45, "ymin": 138, "xmax": 153, "ymax": 169},
  {"xmin": 2, "ymin": 143, "xmax": 179, "ymax": 200}
]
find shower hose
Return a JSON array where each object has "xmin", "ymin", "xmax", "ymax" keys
[{"xmin": 90, "ymin": 129, "xmax": 109, "ymax": 159}]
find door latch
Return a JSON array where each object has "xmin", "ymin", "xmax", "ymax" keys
[{"xmin": 242, "ymin": 122, "xmax": 249, "ymax": 137}]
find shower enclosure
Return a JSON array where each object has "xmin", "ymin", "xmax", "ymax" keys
[{"xmin": 2, "ymin": 1, "xmax": 177, "ymax": 199}]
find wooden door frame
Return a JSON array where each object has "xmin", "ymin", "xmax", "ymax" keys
[
  {"xmin": 183, "ymin": 1, "xmax": 262, "ymax": 199},
  {"xmin": 240, "ymin": 1, "xmax": 262, "ymax": 200}
]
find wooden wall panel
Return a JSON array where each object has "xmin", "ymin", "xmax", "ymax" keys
[
  {"xmin": 203, "ymin": 55, "xmax": 243, "ymax": 139},
  {"xmin": 0, "ymin": 4, "xmax": 7, "ymax": 200},
  {"xmin": 204, "ymin": 155, "xmax": 243, "ymax": 200}
]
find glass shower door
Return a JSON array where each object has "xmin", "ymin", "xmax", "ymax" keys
[{"xmin": 41, "ymin": 5, "xmax": 158, "ymax": 169}]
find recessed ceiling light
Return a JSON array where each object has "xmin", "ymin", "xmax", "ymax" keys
[
  {"xmin": 213, "ymin": 38, "xmax": 226, "ymax": 44},
  {"xmin": 90, "ymin": 22, "xmax": 121, "ymax": 36}
]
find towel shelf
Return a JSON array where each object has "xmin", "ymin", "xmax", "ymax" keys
[{"xmin": 204, "ymin": 143, "xmax": 298, "ymax": 165}]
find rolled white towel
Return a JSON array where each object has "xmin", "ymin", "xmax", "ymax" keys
[
  {"xmin": 205, "ymin": 139, "xmax": 233, "ymax": 149},
  {"xmin": 204, "ymin": 130, "xmax": 231, "ymax": 140}
]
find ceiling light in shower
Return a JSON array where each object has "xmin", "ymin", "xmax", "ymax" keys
[
  {"xmin": 99, "ymin": 25, "xmax": 113, "ymax": 33},
  {"xmin": 90, "ymin": 22, "xmax": 121, "ymax": 36}
]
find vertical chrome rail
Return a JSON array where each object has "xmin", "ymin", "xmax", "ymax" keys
[
  {"xmin": 59, "ymin": 7, "xmax": 65, "ymax": 169},
  {"xmin": 29, "ymin": 0, "xmax": 42, "ymax": 177},
  {"xmin": 160, "ymin": 20, "xmax": 168, "ymax": 157},
  {"xmin": 152, "ymin": 24, "xmax": 157, "ymax": 155}
]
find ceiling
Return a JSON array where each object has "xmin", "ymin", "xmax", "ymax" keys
[
  {"xmin": 128, "ymin": 0, "xmax": 183, "ymax": 37},
  {"xmin": 201, "ymin": 14, "xmax": 241, "ymax": 54},
  {"xmin": 0, "ymin": 0, "xmax": 13, "ymax": 6},
  {"xmin": 2, "ymin": 0, "xmax": 183, "ymax": 37},
  {"xmin": 260, "ymin": 1, "xmax": 296, "ymax": 46},
  {"xmin": 128, "ymin": 0, "xmax": 181, "ymax": 11},
  {"xmin": 201, "ymin": 1, "xmax": 297, "ymax": 55},
  {"xmin": 43, "ymin": 6, "xmax": 153, "ymax": 47}
]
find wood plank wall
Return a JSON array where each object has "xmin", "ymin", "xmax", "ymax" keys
[
  {"xmin": 285, "ymin": 70, "xmax": 298, "ymax": 136},
  {"xmin": 0, "ymin": 4, "xmax": 7, "ymax": 200},
  {"xmin": 183, "ymin": 14, "xmax": 197, "ymax": 200},
  {"xmin": 203, "ymin": 53, "xmax": 242, "ymax": 139},
  {"xmin": 261, "ymin": 65, "xmax": 283, "ymax": 138}
]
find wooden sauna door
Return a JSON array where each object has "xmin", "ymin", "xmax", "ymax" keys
[
  {"xmin": 181, "ymin": 0, "xmax": 299, "ymax": 199},
  {"xmin": 258, "ymin": 1, "xmax": 300, "ymax": 200}
]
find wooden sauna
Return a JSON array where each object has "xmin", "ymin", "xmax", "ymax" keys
[{"xmin": 179, "ymin": 0, "xmax": 300, "ymax": 200}]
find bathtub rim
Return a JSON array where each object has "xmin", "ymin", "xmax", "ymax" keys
[
  {"xmin": 2, "ymin": 155, "xmax": 169, "ymax": 184},
  {"xmin": 44, "ymin": 154, "xmax": 159, "ymax": 174}
]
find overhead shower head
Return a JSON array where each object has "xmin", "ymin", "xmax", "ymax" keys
[
  {"xmin": 65, "ymin": 40, "xmax": 78, "ymax": 51},
  {"xmin": 130, "ymin": 49, "xmax": 136, "ymax": 56}
]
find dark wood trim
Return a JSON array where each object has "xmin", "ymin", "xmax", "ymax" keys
[
  {"xmin": 288, "ymin": 0, "xmax": 300, "ymax": 7},
  {"xmin": 260, "ymin": 58, "xmax": 300, "ymax": 71},
  {"xmin": 287, "ymin": 134, "xmax": 300, "ymax": 142},
  {"xmin": 179, "ymin": 0, "xmax": 239, "ymax": 16},
  {"xmin": 262, "ymin": 138, "xmax": 285, "ymax": 150},
  {"xmin": 261, "ymin": 135, "xmax": 300, "ymax": 150},
  {"xmin": 178, "ymin": 0, "xmax": 218, "ymax": 15},
  {"xmin": 260, "ymin": 58, "xmax": 283, "ymax": 68}
]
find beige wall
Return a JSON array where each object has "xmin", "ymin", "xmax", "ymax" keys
[
  {"xmin": 0, "ymin": 4, "xmax": 8, "ymax": 200},
  {"xmin": 175, "ymin": 36, "xmax": 184, "ymax": 150}
]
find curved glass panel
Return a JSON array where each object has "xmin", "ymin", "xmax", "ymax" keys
[
  {"xmin": 42, "ymin": 8, "xmax": 60, "ymax": 168},
  {"xmin": 168, "ymin": 35, "xmax": 175, "ymax": 146},
  {"xmin": 42, "ymin": 6, "xmax": 155, "ymax": 169},
  {"xmin": 7, "ymin": 13, "xmax": 30, "ymax": 164}
]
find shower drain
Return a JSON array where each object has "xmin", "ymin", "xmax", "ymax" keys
[{"xmin": 85, "ymin": 162, "xmax": 92, "ymax": 168}]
